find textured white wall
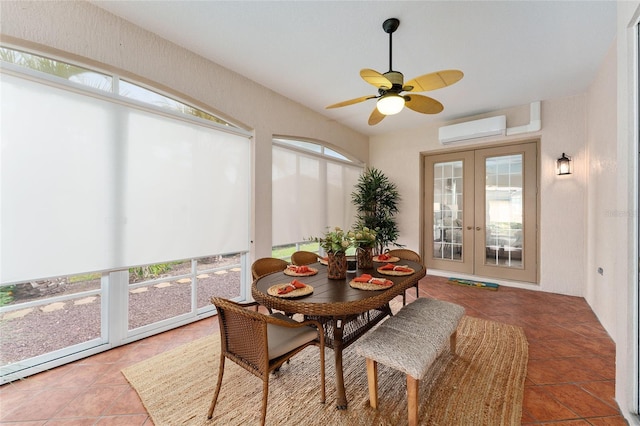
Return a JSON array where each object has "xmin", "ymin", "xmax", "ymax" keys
[
  {"xmin": 0, "ymin": 0, "xmax": 369, "ymax": 260},
  {"xmin": 613, "ymin": 1, "xmax": 640, "ymax": 421},
  {"xmin": 370, "ymin": 99, "xmax": 588, "ymax": 296},
  {"xmin": 537, "ymin": 96, "xmax": 588, "ymax": 296},
  {"xmin": 586, "ymin": 42, "xmax": 618, "ymax": 336}
]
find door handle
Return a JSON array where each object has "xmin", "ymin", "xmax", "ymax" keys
[
  {"xmin": 466, "ymin": 226, "xmax": 473, "ymax": 230},
  {"xmin": 476, "ymin": 226, "xmax": 481, "ymax": 231}
]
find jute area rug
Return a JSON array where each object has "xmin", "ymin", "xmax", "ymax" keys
[{"xmin": 122, "ymin": 315, "xmax": 528, "ymax": 425}]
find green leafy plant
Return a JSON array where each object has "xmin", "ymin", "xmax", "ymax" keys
[
  {"xmin": 351, "ymin": 167, "xmax": 401, "ymax": 254},
  {"xmin": 129, "ymin": 263, "xmax": 174, "ymax": 281},
  {"xmin": 0, "ymin": 285, "xmax": 14, "ymax": 307},
  {"xmin": 313, "ymin": 227, "xmax": 352, "ymax": 254},
  {"xmin": 348, "ymin": 225, "xmax": 377, "ymax": 248},
  {"xmin": 69, "ymin": 273, "xmax": 101, "ymax": 283}
]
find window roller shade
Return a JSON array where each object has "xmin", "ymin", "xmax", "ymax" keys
[{"xmin": 1, "ymin": 73, "xmax": 250, "ymax": 283}]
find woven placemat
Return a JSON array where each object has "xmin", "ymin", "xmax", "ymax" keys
[
  {"xmin": 373, "ymin": 255, "xmax": 400, "ymax": 263},
  {"xmin": 122, "ymin": 315, "xmax": 528, "ymax": 425},
  {"xmin": 349, "ymin": 278, "xmax": 394, "ymax": 290},
  {"xmin": 266, "ymin": 283, "xmax": 313, "ymax": 298},
  {"xmin": 283, "ymin": 267, "xmax": 318, "ymax": 277},
  {"xmin": 377, "ymin": 266, "xmax": 415, "ymax": 276}
]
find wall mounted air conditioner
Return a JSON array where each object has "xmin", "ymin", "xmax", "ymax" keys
[{"xmin": 438, "ymin": 115, "xmax": 506, "ymax": 145}]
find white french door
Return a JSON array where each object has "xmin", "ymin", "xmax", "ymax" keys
[{"xmin": 424, "ymin": 142, "xmax": 538, "ymax": 283}]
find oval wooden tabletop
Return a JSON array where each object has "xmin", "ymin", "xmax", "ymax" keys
[{"xmin": 252, "ymin": 259, "xmax": 425, "ymax": 316}]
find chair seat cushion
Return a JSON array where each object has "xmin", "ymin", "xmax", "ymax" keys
[{"xmin": 267, "ymin": 313, "xmax": 319, "ymax": 359}]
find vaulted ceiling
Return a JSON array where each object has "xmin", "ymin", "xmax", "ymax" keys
[{"xmin": 92, "ymin": 1, "xmax": 617, "ymax": 136}]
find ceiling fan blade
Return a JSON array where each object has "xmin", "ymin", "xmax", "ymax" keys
[
  {"xmin": 404, "ymin": 70, "xmax": 464, "ymax": 92},
  {"xmin": 326, "ymin": 95, "xmax": 375, "ymax": 109},
  {"xmin": 404, "ymin": 94, "xmax": 444, "ymax": 114},
  {"xmin": 360, "ymin": 69, "xmax": 392, "ymax": 89},
  {"xmin": 368, "ymin": 107, "xmax": 385, "ymax": 125}
]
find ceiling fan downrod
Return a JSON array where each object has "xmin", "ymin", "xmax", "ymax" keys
[{"xmin": 383, "ymin": 18, "xmax": 400, "ymax": 73}]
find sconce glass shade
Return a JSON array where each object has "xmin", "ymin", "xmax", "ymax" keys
[
  {"xmin": 557, "ymin": 153, "xmax": 571, "ymax": 175},
  {"xmin": 376, "ymin": 94, "xmax": 405, "ymax": 115}
]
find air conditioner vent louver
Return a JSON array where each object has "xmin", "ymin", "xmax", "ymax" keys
[{"xmin": 438, "ymin": 115, "xmax": 506, "ymax": 144}]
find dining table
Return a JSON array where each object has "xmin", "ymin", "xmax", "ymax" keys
[{"xmin": 252, "ymin": 258, "xmax": 426, "ymax": 409}]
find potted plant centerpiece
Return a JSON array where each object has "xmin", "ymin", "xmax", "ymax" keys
[
  {"xmin": 348, "ymin": 225, "xmax": 377, "ymax": 269},
  {"xmin": 316, "ymin": 227, "xmax": 351, "ymax": 279},
  {"xmin": 351, "ymin": 167, "xmax": 401, "ymax": 255}
]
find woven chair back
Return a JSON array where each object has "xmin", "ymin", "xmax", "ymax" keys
[
  {"xmin": 291, "ymin": 251, "xmax": 319, "ymax": 266},
  {"xmin": 386, "ymin": 249, "xmax": 422, "ymax": 263},
  {"xmin": 213, "ymin": 297, "xmax": 268, "ymax": 377},
  {"xmin": 208, "ymin": 296, "xmax": 326, "ymax": 425},
  {"xmin": 251, "ymin": 257, "xmax": 288, "ymax": 280}
]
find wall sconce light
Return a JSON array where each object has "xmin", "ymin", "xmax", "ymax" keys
[{"xmin": 557, "ymin": 153, "xmax": 572, "ymax": 175}]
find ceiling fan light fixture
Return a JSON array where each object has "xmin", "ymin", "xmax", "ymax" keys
[
  {"xmin": 376, "ymin": 94, "xmax": 405, "ymax": 115},
  {"xmin": 325, "ymin": 17, "xmax": 463, "ymax": 125}
]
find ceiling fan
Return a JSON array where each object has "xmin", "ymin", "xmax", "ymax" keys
[{"xmin": 326, "ymin": 18, "xmax": 463, "ymax": 126}]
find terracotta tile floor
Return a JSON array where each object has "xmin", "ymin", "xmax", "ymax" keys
[{"xmin": 0, "ymin": 275, "xmax": 628, "ymax": 425}]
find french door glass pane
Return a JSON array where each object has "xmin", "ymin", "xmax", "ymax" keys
[
  {"xmin": 433, "ymin": 160, "xmax": 463, "ymax": 261},
  {"xmin": 484, "ymin": 154, "xmax": 523, "ymax": 268}
]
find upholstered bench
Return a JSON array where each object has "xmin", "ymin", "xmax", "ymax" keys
[{"xmin": 353, "ymin": 298, "xmax": 465, "ymax": 426}]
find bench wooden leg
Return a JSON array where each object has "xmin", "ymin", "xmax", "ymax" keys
[
  {"xmin": 450, "ymin": 330, "xmax": 457, "ymax": 353},
  {"xmin": 407, "ymin": 375, "xmax": 419, "ymax": 426},
  {"xmin": 365, "ymin": 358, "xmax": 379, "ymax": 409}
]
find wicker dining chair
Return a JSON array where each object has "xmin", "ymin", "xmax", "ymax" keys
[
  {"xmin": 251, "ymin": 257, "xmax": 288, "ymax": 280},
  {"xmin": 208, "ymin": 297, "xmax": 325, "ymax": 425},
  {"xmin": 290, "ymin": 250, "xmax": 319, "ymax": 266},
  {"xmin": 386, "ymin": 249, "xmax": 422, "ymax": 305}
]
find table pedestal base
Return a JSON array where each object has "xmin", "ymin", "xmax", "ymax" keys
[{"xmin": 309, "ymin": 308, "xmax": 391, "ymax": 409}]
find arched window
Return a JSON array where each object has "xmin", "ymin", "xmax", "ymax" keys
[{"xmin": 271, "ymin": 138, "xmax": 364, "ymax": 258}]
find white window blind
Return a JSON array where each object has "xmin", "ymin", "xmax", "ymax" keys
[
  {"xmin": 1, "ymin": 73, "xmax": 250, "ymax": 283},
  {"xmin": 272, "ymin": 144, "xmax": 361, "ymax": 246},
  {"xmin": 327, "ymin": 162, "xmax": 362, "ymax": 228}
]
